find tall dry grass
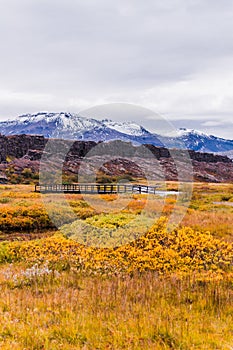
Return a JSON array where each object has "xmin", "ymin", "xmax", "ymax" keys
[{"xmin": 0, "ymin": 266, "xmax": 232, "ymax": 349}]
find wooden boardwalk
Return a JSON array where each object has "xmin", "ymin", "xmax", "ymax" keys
[{"xmin": 35, "ymin": 183, "xmax": 159, "ymax": 195}]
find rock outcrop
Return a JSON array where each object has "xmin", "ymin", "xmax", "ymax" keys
[{"xmin": 0, "ymin": 134, "xmax": 232, "ymax": 183}]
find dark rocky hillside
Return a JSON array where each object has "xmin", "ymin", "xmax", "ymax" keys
[{"xmin": 0, "ymin": 134, "xmax": 232, "ymax": 183}]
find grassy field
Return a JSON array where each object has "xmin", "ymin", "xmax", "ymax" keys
[{"xmin": 0, "ymin": 183, "xmax": 232, "ymax": 349}]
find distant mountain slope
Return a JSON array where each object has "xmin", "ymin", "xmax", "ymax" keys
[
  {"xmin": 0, "ymin": 112, "xmax": 232, "ymax": 154},
  {"xmin": 162, "ymin": 128, "xmax": 233, "ymax": 153},
  {"xmin": 0, "ymin": 112, "xmax": 163, "ymax": 147}
]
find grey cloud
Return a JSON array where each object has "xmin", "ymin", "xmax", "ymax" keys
[{"xmin": 0, "ymin": 0, "xmax": 232, "ymax": 138}]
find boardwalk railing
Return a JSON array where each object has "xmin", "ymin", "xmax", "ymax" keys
[{"xmin": 35, "ymin": 183, "xmax": 159, "ymax": 195}]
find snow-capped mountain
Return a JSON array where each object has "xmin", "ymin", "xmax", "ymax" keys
[
  {"xmin": 0, "ymin": 112, "xmax": 163, "ymax": 146},
  {"xmin": 0, "ymin": 112, "xmax": 232, "ymax": 155},
  {"xmin": 0, "ymin": 112, "xmax": 104, "ymax": 139},
  {"xmin": 162, "ymin": 128, "xmax": 233, "ymax": 153}
]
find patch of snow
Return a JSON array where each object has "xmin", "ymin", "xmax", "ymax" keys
[
  {"xmin": 175, "ymin": 128, "xmax": 211, "ymax": 138},
  {"xmin": 103, "ymin": 120, "xmax": 147, "ymax": 136}
]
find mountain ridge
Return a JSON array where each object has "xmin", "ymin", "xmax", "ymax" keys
[{"xmin": 0, "ymin": 112, "xmax": 232, "ymax": 154}]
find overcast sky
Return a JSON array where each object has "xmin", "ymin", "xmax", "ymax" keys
[{"xmin": 0, "ymin": 0, "xmax": 233, "ymax": 138}]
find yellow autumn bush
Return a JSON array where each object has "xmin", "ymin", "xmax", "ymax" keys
[{"xmin": 3, "ymin": 217, "xmax": 232, "ymax": 276}]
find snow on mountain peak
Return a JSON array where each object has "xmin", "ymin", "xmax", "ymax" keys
[
  {"xmin": 103, "ymin": 120, "xmax": 148, "ymax": 136},
  {"xmin": 17, "ymin": 112, "xmax": 104, "ymax": 131},
  {"xmin": 175, "ymin": 128, "xmax": 211, "ymax": 138}
]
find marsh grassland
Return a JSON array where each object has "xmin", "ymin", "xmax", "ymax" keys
[{"xmin": 0, "ymin": 183, "xmax": 232, "ymax": 349}]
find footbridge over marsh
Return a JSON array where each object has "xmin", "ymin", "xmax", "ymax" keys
[{"xmin": 35, "ymin": 183, "xmax": 160, "ymax": 195}]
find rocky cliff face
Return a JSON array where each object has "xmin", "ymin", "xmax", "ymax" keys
[
  {"xmin": 0, "ymin": 134, "xmax": 46, "ymax": 162},
  {"xmin": 0, "ymin": 134, "xmax": 232, "ymax": 183}
]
